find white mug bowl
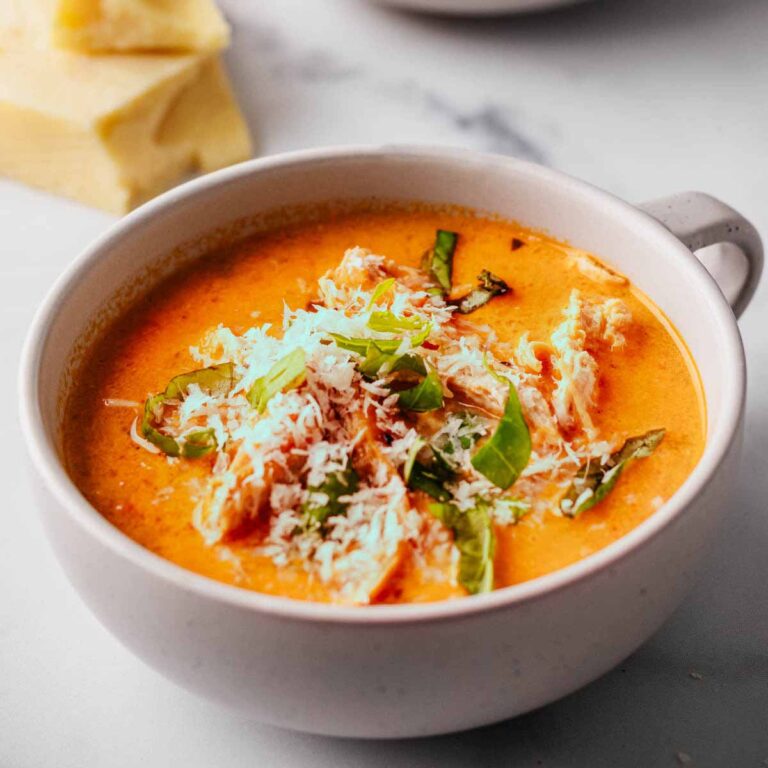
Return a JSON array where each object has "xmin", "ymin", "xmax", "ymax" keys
[{"xmin": 19, "ymin": 146, "xmax": 762, "ymax": 738}]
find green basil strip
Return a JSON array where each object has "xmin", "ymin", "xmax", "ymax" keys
[
  {"xmin": 141, "ymin": 362, "xmax": 235, "ymax": 458},
  {"xmin": 431, "ymin": 444, "xmax": 460, "ymax": 474},
  {"xmin": 422, "ymin": 229, "xmax": 458, "ymax": 294},
  {"xmin": 331, "ymin": 327, "xmax": 430, "ymax": 358},
  {"xmin": 560, "ymin": 428, "xmax": 666, "ymax": 518},
  {"xmin": 452, "ymin": 270, "xmax": 510, "ymax": 314},
  {"xmin": 164, "ymin": 363, "xmax": 235, "ymax": 400},
  {"xmin": 367, "ymin": 311, "xmax": 427, "ymax": 334},
  {"xmin": 410, "ymin": 463, "xmax": 453, "ymax": 501},
  {"xmin": 142, "ymin": 394, "xmax": 181, "ymax": 457},
  {"xmin": 332, "ymin": 331, "xmax": 431, "ymax": 380},
  {"xmin": 430, "ymin": 501, "xmax": 495, "ymax": 594},
  {"xmin": 403, "ymin": 437, "xmax": 428, "ymax": 483},
  {"xmin": 397, "ymin": 368, "xmax": 444, "ymax": 412},
  {"xmin": 247, "ymin": 348, "xmax": 307, "ymax": 412},
  {"xmin": 390, "ymin": 353, "xmax": 428, "ymax": 376},
  {"xmin": 407, "ymin": 324, "xmax": 432, "ymax": 349},
  {"xmin": 181, "ymin": 428, "xmax": 219, "ymax": 459},
  {"xmin": 301, "ymin": 467, "xmax": 359, "ymax": 530},
  {"xmin": 404, "ymin": 437, "xmax": 455, "ymax": 501},
  {"xmin": 471, "ymin": 374, "xmax": 531, "ymax": 489},
  {"xmin": 361, "ymin": 346, "xmax": 427, "ymax": 380},
  {"xmin": 367, "ymin": 277, "xmax": 396, "ymax": 309},
  {"xmin": 358, "ymin": 342, "xmax": 395, "ymax": 379},
  {"xmin": 331, "ymin": 334, "xmax": 401, "ymax": 356}
]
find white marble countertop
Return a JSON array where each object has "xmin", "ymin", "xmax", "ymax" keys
[{"xmin": 2, "ymin": 1, "xmax": 767, "ymax": 765}]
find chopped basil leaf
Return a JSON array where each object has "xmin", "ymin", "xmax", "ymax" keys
[
  {"xmin": 430, "ymin": 501, "xmax": 495, "ymax": 594},
  {"xmin": 386, "ymin": 351, "xmax": 428, "ymax": 379},
  {"xmin": 247, "ymin": 348, "xmax": 307, "ymax": 412},
  {"xmin": 409, "ymin": 461, "xmax": 453, "ymax": 501},
  {"xmin": 164, "ymin": 363, "xmax": 235, "ymax": 400},
  {"xmin": 301, "ymin": 467, "xmax": 359, "ymax": 529},
  {"xmin": 368, "ymin": 311, "xmax": 427, "ymax": 334},
  {"xmin": 331, "ymin": 334, "xmax": 401, "ymax": 356},
  {"xmin": 471, "ymin": 373, "xmax": 531, "ymax": 489},
  {"xmin": 404, "ymin": 417, "xmax": 485, "ymax": 500},
  {"xmin": 480, "ymin": 270, "xmax": 508, "ymax": 292},
  {"xmin": 403, "ymin": 437, "xmax": 428, "ymax": 483},
  {"xmin": 331, "ymin": 314, "xmax": 433, "ymax": 390},
  {"xmin": 358, "ymin": 341, "xmax": 398, "ymax": 379},
  {"xmin": 142, "ymin": 394, "xmax": 181, "ymax": 457},
  {"xmin": 560, "ymin": 428, "xmax": 666, "ymax": 518},
  {"xmin": 452, "ymin": 270, "xmax": 510, "ymax": 314},
  {"xmin": 390, "ymin": 353, "xmax": 428, "ymax": 376},
  {"xmin": 181, "ymin": 428, "xmax": 218, "ymax": 459},
  {"xmin": 406, "ymin": 324, "xmax": 433, "ymax": 349},
  {"xmin": 359, "ymin": 345, "xmax": 427, "ymax": 380},
  {"xmin": 367, "ymin": 277, "xmax": 396, "ymax": 309},
  {"xmin": 332, "ymin": 323, "xmax": 430, "ymax": 357},
  {"xmin": 404, "ymin": 438, "xmax": 453, "ymax": 501},
  {"xmin": 332, "ymin": 329, "xmax": 431, "ymax": 381},
  {"xmin": 422, "ymin": 229, "xmax": 458, "ymax": 294},
  {"xmin": 141, "ymin": 363, "xmax": 235, "ymax": 458},
  {"xmin": 397, "ymin": 368, "xmax": 444, "ymax": 412},
  {"xmin": 431, "ymin": 444, "xmax": 459, "ymax": 474}
]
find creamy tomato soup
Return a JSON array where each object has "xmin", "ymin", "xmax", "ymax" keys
[{"xmin": 64, "ymin": 207, "xmax": 705, "ymax": 604}]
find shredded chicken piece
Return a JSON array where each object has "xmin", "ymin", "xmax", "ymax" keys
[
  {"xmin": 334, "ymin": 539, "xmax": 408, "ymax": 605},
  {"xmin": 193, "ymin": 391, "xmax": 325, "ymax": 544},
  {"xmin": 337, "ymin": 401, "xmax": 413, "ymax": 601},
  {"xmin": 550, "ymin": 290, "xmax": 632, "ymax": 438},
  {"xmin": 515, "ymin": 332, "xmax": 545, "ymax": 374},
  {"xmin": 516, "ymin": 383, "xmax": 563, "ymax": 446},
  {"xmin": 193, "ymin": 445, "xmax": 276, "ymax": 545},
  {"xmin": 365, "ymin": 541, "xmax": 409, "ymax": 602},
  {"xmin": 566, "ymin": 248, "xmax": 629, "ymax": 286},
  {"xmin": 599, "ymin": 298, "xmax": 633, "ymax": 350},
  {"xmin": 437, "ymin": 321, "xmax": 565, "ymax": 452},
  {"xmin": 344, "ymin": 402, "xmax": 393, "ymax": 479}
]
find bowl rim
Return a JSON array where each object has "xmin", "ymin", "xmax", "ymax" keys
[{"xmin": 18, "ymin": 144, "xmax": 747, "ymax": 626}]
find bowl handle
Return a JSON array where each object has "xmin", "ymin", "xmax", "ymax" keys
[{"xmin": 639, "ymin": 192, "xmax": 763, "ymax": 318}]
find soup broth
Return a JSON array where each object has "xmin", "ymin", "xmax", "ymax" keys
[{"xmin": 64, "ymin": 207, "xmax": 705, "ymax": 604}]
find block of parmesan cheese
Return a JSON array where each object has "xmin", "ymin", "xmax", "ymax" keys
[
  {"xmin": 0, "ymin": 0, "xmax": 52, "ymax": 49},
  {"xmin": 54, "ymin": 0, "xmax": 230, "ymax": 53},
  {"xmin": 0, "ymin": 0, "xmax": 230, "ymax": 53},
  {"xmin": 0, "ymin": 49, "xmax": 252, "ymax": 213}
]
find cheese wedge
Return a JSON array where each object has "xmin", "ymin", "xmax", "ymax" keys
[
  {"xmin": 0, "ymin": 0, "xmax": 229, "ymax": 53},
  {"xmin": 0, "ymin": 0, "xmax": 53, "ymax": 49},
  {"xmin": 0, "ymin": 49, "xmax": 252, "ymax": 213},
  {"xmin": 54, "ymin": 0, "xmax": 230, "ymax": 53}
]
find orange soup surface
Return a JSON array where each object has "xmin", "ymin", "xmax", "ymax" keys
[{"xmin": 64, "ymin": 207, "xmax": 705, "ymax": 604}]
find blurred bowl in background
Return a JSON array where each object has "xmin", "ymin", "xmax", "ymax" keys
[{"xmin": 368, "ymin": 0, "xmax": 588, "ymax": 15}]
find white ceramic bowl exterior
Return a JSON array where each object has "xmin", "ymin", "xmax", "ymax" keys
[{"xmin": 20, "ymin": 147, "xmax": 762, "ymax": 737}]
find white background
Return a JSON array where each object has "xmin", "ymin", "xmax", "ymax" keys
[{"xmin": 2, "ymin": 1, "xmax": 767, "ymax": 765}]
